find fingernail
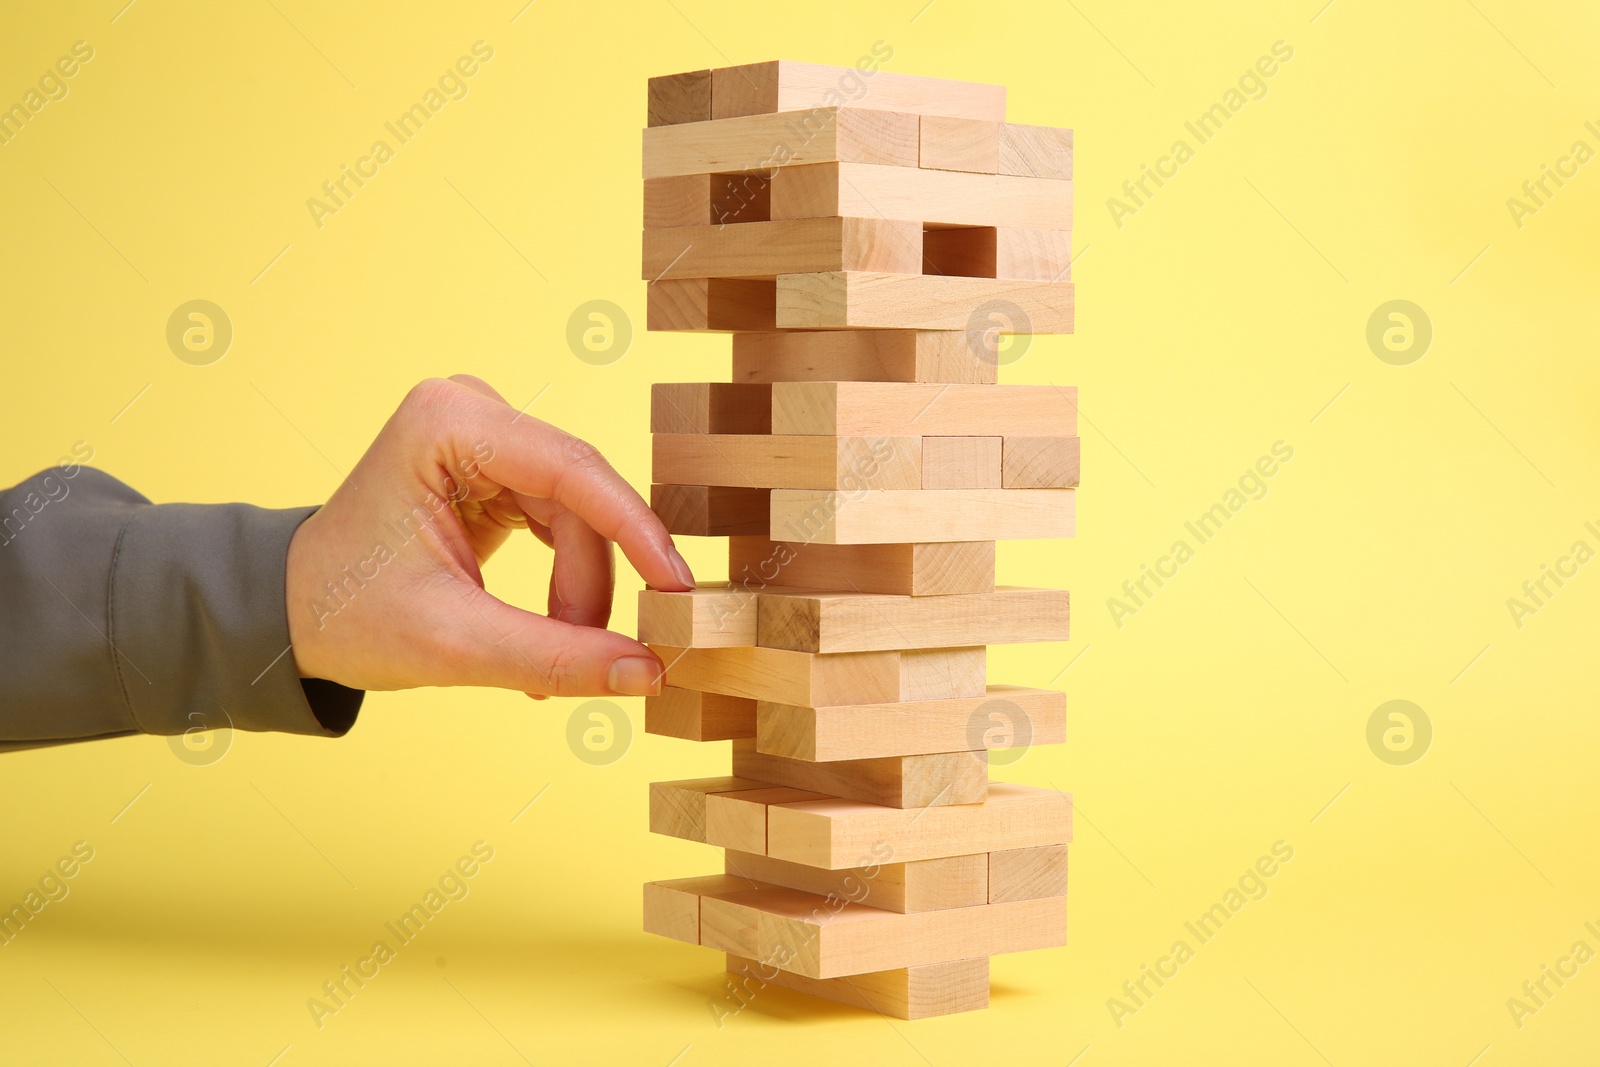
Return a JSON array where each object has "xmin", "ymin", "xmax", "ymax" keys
[
  {"xmin": 608, "ymin": 655, "xmax": 663, "ymax": 696},
  {"xmin": 667, "ymin": 544, "xmax": 697, "ymax": 590}
]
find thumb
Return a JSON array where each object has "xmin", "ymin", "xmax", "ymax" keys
[{"xmin": 444, "ymin": 586, "xmax": 665, "ymax": 697}]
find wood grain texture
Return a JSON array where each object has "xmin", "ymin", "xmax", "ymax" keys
[
  {"xmin": 770, "ymin": 488, "xmax": 1075, "ymax": 544},
  {"xmin": 645, "ymin": 686, "xmax": 756, "ymax": 741},
  {"xmin": 899, "ymin": 646, "xmax": 986, "ymax": 700},
  {"xmin": 727, "ymin": 538, "xmax": 996, "ymax": 597},
  {"xmin": 648, "ymin": 777, "xmax": 766, "ymax": 842},
  {"xmin": 1003, "ymin": 436, "xmax": 1081, "ymax": 488},
  {"xmin": 706, "ymin": 786, "xmax": 829, "ymax": 853},
  {"xmin": 637, "ymin": 586, "xmax": 758, "ymax": 647},
  {"xmin": 988, "ymin": 845, "xmax": 1069, "ymax": 903},
  {"xmin": 642, "ymin": 106, "xmax": 918, "ymax": 178},
  {"xmin": 647, "ymin": 277, "xmax": 775, "ymax": 331},
  {"xmin": 709, "ymin": 61, "xmax": 1005, "ymax": 122},
  {"xmin": 642, "ymin": 217, "xmax": 921, "ymax": 280},
  {"xmin": 775, "ymin": 271, "xmax": 1075, "ymax": 332},
  {"xmin": 995, "ymin": 228, "xmax": 1073, "ymax": 281},
  {"xmin": 647, "ymin": 69, "xmax": 712, "ymax": 127},
  {"xmin": 921, "ymin": 436, "xmax": 1002, "ymax": 488},
  {"xmin": 731, "ymin": 739, "xmax": 987, "ymax": 807},
  {"xmin": 648, "ymin": 644, "xmax": 902, "ymax": 706},
  {"xmin": 920, "ymin": 115, "xmax": 1001, "ymax": 173},
  {"xmin": 652, "ymin": 434, "xmax": 920, "ymax": 490},
  {"xmin": 756, "ymin": 685, "xmax": 1066, "ymax": 761},
  {"xmin": 644, "ymin": 174, "xmax": 715, "ymax": 229},
  {"xmin": 756, "ymin": 587, "xmax": 1069, "ymax": 653},
  {"xmin": 722, "ymin": 850, "xmax": 988, "ymax": 914},
  {"xmin": 767, "ymin": 781, "xmax": 1073, "ymax": 869},
  {"xmin": 651, "ymin": 484, "xmax": 770, "ymax": 536},
  {"xmin": 772, "ymin": 162, "xmax": 1072, "ymax": 230},
  {"xmin": 726, "ymin": 954, "xmax": 989, "ymax": 1018},
  {"xmin": 731, "ymin": 329, "xmax": 998, "ymax": 385},
  {"xmin": 998, "ymin": 122, "xmax": 1074, "ymax": 179},
  {"xmin": 772, "ymin": 382, "xmax": 1077, "ymax": 437},
  {"xmin": 650, "ymin": 382, "xmax": 771, "ymax": 434}
]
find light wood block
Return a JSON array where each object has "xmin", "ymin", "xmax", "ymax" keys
[
  {"xmin": 638, "ymin": 586, "xmax": 758, "ymax": 647},
  {"xmin": 642, "ymin": 107, "xmax": 919, "ymax": 178},
  {"xmin": 647, "ymin": 277, "xmax": 775, "ymax": 331},
  {"xmin": 645, "ymin": 687, "xmax": 756, "ymax": 741},
  {"xmin": 775, "ymin": 271, "xmax": 1074, "ymax": 332},
  {"xmin": 899, "ymin": 647, "xmax": 986, "ymax": 700},
  {"xmin": 996, "ymin": 228, "xmax": 1073, "ymax": 282},
  {"xmin": 649, "ymin": 777, "xmax": 766, "ymax": 842},
  {"xmin": 922, "ymin": 436, "xmax": 1001, "ymax": 488},
  {"xmin": 651, "ymin": 484, "xmax": 770, "ymax": 537},
  {"xmin": 767, "ymin": 781, "xmax": 1073, "ymax": 869},
  {"xmin": 723, "ymin": 850, "xmax": 987, "ymax": 914},
  {"xmin": 771, "ymin": 488, "xmax": 1074, "ymax": 544},
  {"xmin": 706, "ymin": 786, "xmax": 829, "ymax": 853},
  {"xmin": 728, "ymin": 538, "xmax": 996, "ymax": 597},
  {"xmin": 726, "ymin": 954, "xmax": 989, "ymax": 1019},
  {"xmin": 650, "ymin": 383, "xmax": 771, "ymax": 435},
  {"xmin": 1003, "ymin": 436, "xmax": 1081, "ymax": 488},
  {"xmin": 710, "ymin": 61, "xmax": 1005, "ymax": 122},
  {"xmin": 999, "ymin": 123, "xmax": 1074, "ymax": 179},
  {"xmin": 694, "ymin": 879, "xmax": 1066, "ymax": 977},
  {"xmin": 757, "ymin": 587, "xmax": 1069, "ymax": 653},
  {"xmin": 920, "ymin": 116, "xmax": 1000, "ymax": 173},
  {"xmin": 643, "ymin": 218, "xmax": 921, "ymax": 280},
  {"xmin": 647, "ymin": 69, "xmax": 712, "ymax": 127},
  {"xmin": 653, "ymin": 434, "xmax": 920, "ymax": 490},
  {"xmin": 773, "ymin": 383, "xmax": 1077, "ymax": 438},
  {"xmin": 645, "ymin": 174, "xmax": 715, "ymax": 229},
  {"xmin": 644, "ymin": 875, "xmax": 725, "ymax": 944},
  {"xmin": 989, "ymin": 845, "xmax": 1069, "ymax": 903},
  {"xmin": 757, "ymin": 685, "xmax": 1067, "ymax": 761},
  {"xmin": 732, "ymin": 740, "xmax": 986, "ymax": 808},
  {"xmin": 648, "ymin": 644, "xmax": 901, "ymax": 706},
  {"xmin": 772, "ymin": 162, "xmax": 1072, "ymax": 230},
  {"xmin": 732, "ymin": 329, "xmax": 997, "ymax": 385}
]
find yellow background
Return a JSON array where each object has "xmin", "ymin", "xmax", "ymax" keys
[{"xmin": 3, "ymin": 0, "xmax": 1598, "ymax": 1063}]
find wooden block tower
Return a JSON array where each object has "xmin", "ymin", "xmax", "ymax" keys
[{"xmin": 637, "ymin": 60, "xmax": 1076, "ymax": 1019}]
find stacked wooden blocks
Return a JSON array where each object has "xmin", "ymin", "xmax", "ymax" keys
[{"xmin": 638, "ymin": 60, "xmax": 1076, "ymax": 1019}]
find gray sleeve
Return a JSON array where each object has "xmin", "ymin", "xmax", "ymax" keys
[{"xmin": 0, "ymin": 466, "xmax": 362, "ymax": 751}]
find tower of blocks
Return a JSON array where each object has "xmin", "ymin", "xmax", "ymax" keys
[{"xmin": 636, "ymin": 60, "xmax": 1076, "ymax": 1019}]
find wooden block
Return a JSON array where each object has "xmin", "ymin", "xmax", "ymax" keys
[
  {"xmin": 711, "ymin": 171, "xmax": 771, "ymax": 226},
  {"xmin": 647, "ymin": 277, "xmax": 775, "ymax": 331},
  {"xmin": 638, "ymin": 586, "xmax": 758, "ymax": 647},
  {"xmin": 696, "ymin": 880, "xmax": 1065, "ymax": 978},
  {"xmin": 728, "ymin": 539, "xmax": 996, "ymax": 597},
  {"xmin": 922, "ymin": 225, "xmax": 996, "ymax": 278},
  {"xmin": 757, "ymin": 587, "xmax": 1069, "ymax": 653},
  {"xmin": 999, "ymin": 123, "xmax": 1074, "ymax": 179},
  {"xmin": 649, "ymin": 644, "xmax": 901, "ymax": 706},
  {"xmin": 757, "ymin": 685, "xmax": 1067, "ymax": 761},
  {"xmin": 922, "ymin": 436, "xmax": 1001, "ymax": 489},
  {"xmin": 899, "ymin": 647, "xmax": 986, "ymax": 700},
  {"xmin": 775, "ymin": 271, "xmax": 1074, "ymax": 332},
  {"xmin": 643, "ymin": 218, "xmax": 921, "ymax": 280},
  {"xmin": 996, "ymin": 228, "xmax": 1073, "ymax": 282},
  {"xmin": 648, "ymin": 69, "xmax": 712, "ymax": 127},
  {"xmin": 920, "ymin": 116, "xmax": 1001, "ymax": 173},
  {"xmin": 644, "ymin": 877, "xmax": 705, "ymax": 944},
  {"xmin": 651, "ymin": 484, "xmax": 770, "ymax": 537},
  {"xmin": 642, "ymin": 107, "xmax": 919, "ymax": 178},
  {"xmin": 653, "ymin": 434, "xmax": 920, "ymax": 490},
  {"xmin": 710, "ymin": 61, "xmax": 1005, "ymax": 122},
  {"xmin": 767, "ymin": 781, "xmax": 1073, "ymax": 869},
  {"xmin": 1003, "ymin": 436, "xmax": 1080, "ymax": 488},
  {"xmin": 726, "ymin": 954, "xmax": 989, "ymax": 1019},
  {"xmin": 645, "ymin": 174, "xmax": 715, "ymax": 229},
  {"xmin": 732, "ymin": 329, "xmax": 997, "ymax": 385},
  {"xmin": 723, "ymin": 850, "xmax": 987, "ymax": 913},
  {"xmin": 648, "ymin": 777, "xmax": 766, "ymax": 842},
  {"xmin": 645, "ymin": 687, "xmax": 756, "ymax": 741},
  {"xmin": 706, "ymin": 786, "xmax": 829, "ymax": 853},
  {"xmin": 732, "ymin": 740, "xmax": 985, "ymax": 808},
  {"xmin": 773, "ymin": 383, "xmax": 1077, "ymax": 438},
  {"xmin": 771, "ymin": 488, "xmax": 1074, "ymax": 544},
  {"xmin": 650, "ymin": 383, "xmax": 771, "ymax": 435},
  {"xmin": 989, "ymin": 845, "xmax": 1069, "ymax": 903},
  {"xmin": 772, "ymin": 163, "xmax": 1072, "ymax": 230}
]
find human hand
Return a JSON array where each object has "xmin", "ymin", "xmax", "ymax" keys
[{"xmin": 284, "ymin": 375, "xmax": 694, "ymax": 697}]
